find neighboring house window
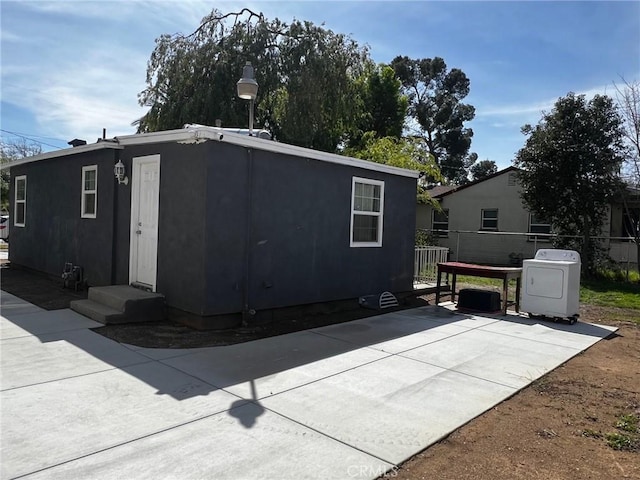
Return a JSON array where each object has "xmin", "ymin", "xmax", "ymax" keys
[
  {"xmin": 528, "ymin": 213, "xmax": 552, "ymax": 241},
  {"xmin": 14, "ymin": 175, "xmax": 26, "ymax": 227},
  {"xmin": 432, "ymin": 209, "xmax": 449, "ymax": 237},
  {"xmin": 350, "ymin": 177, "xmax": 384, "ymax": 247},
  {"xmin": 81, "ymin": 165, "xmax": 97, "ymax": 218},
  {"xmin": 481, "ymin": 209, "xmax": 498, "ymax": 231},
  {"xmin": 622, "ymin": 208, "xmax": 639, "ymax": 237}
]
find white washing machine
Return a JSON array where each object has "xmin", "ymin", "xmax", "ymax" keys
[{"xmin": 520, "ymin": 249, "xmax": 581, "ymax": 323}]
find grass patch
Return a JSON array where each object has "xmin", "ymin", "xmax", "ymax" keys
[
  {"xmin": 615, "ymin": 414, "xmax": 639, "ymax": 433},
  {"xmin": 596, "ymin": 268, "xmax": 640, "ymax": 283},
  {"xmin": 581, "ymin": 414, "xmax": 640, "ymax": 451},
  {"xmin": 602, "ymin": 413, "xmax": 640, "ymax": 451},
  {"xmin": 454, "ymin": 276, "xmax": 519, "ymax": 301},
  {"xmin": 581, "ymin": 429, "xmax": 603, "ymax": 439},
  {"xmin": 580, "ymin": 279, "xmax": 640, "ymax": 310},
  {"xmin": 455, "ymin": 275, "xmax": 640, "ymax": 314},
  {"xmin": 606, "ymin": 432, "xmax": 637, "ymax": 451}
]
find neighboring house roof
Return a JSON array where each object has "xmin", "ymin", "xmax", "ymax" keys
[
  {"xmin": 2, "ymin": 126, "xmax": 420, "ymax": 179},
  {"xmin": 435, "ymin": 166, "xmax": 521, "ymax": 198},
  {"xmin": 425, "ymin": 185, "xmax": 457, "ymax": 198}
]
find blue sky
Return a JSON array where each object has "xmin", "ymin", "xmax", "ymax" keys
[{"xmin": 1, "ymin": 1, "xmax": 638, "ymax": 169}]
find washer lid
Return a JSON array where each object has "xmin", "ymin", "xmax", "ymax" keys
[{"xmin": 534, "ymin": 249, "xmax": 581, "ymax": 263}]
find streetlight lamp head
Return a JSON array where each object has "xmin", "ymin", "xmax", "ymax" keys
[{"xmin": 237, "ymin": 61, "xmax": 258, "ymax": 100}]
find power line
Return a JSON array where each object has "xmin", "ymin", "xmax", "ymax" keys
[
  {"xmin": 0, "ymin": 129, "xmax": 65, "ymax": 150},
  {"xmin": 0, "ymin": 130, "xmax": 66, "ymax": 142}
]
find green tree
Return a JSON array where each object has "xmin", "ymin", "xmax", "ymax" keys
[
  {"xmin": 390, "ymin": 56, "xmax": 476, "ymax": 184},
  {"xmin": 136, "ymin": 9, "xmax": 370, "ymax": 153},
  {"xmin": 470, "ymin": 159, "xmax": 498, "ymax": 181},
  {"xmin": 514, "ymin": 93, "xmax": 627, "ymax": 276},
  {"xmin": 1, "ymin": 139, "xmax": 42, "ymax": 212},
  {"xmin": 349, "ymin": 64, "xmax": 408, "ymax": 149},
  {"xmin": 344, "ymin": 132, "xmax": 441, "ymax": 205}
]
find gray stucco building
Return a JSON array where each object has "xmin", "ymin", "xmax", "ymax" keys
[{"xmin": 7, "ymin": 126, "xmax": 418, "ymax": 327}]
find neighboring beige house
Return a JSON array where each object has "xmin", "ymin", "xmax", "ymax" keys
[{"xmin": 417, "ymin": 166, "xmax": 638, "ymax": 267}]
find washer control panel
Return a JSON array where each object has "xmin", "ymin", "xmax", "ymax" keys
[{"xmin": 534, "ymin": 249, "xmax": 580, "ymax": 262}]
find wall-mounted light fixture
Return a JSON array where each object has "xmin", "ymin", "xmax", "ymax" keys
[
  {"xmin": 114, "ymin": 159, "xmax": 129, "ymax": 185},
  {"xmin": 237, "ymin": 61, "xmax": 258, "ymax": 136}
]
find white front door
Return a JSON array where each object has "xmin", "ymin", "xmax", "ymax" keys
[{"xmin": 129, "ymin": 155, "xmax": 160, "ymax": 291}]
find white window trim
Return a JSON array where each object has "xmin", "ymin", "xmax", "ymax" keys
[
  {"xmin": 528, "ymin": 213, "xmax": 552, "ymax": 241},
  {"xmin": 81, "ymin": 165, "xmax": 98, "ymax": 219},
  {"xmin": 432, "ymin": 208, "xmax": 449, "ymax": 237},
  {"xmin": 14, "ymin": 175, "xmax": 26, "ymax": 227},
  {"xmin": 481, "ymin": 208, "xmax": 498, "ymax": 231},
  {"xmin": 350, "ymin": 176, "xmax": 384, "ymax": 248}
]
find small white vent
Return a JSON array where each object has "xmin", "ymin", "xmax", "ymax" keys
[
  {"xmin": 359, "ymin": 291, "xmax": 399, "ymax": 310},
  {"xmin": 379, "ymin": 291, "xmax": 399, "ymax": 309}
]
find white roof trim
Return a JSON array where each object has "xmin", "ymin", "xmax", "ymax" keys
[
  {"xmin": 116, "ymin": 127, "xmax": 419, "ymax": 178},
  {"xmin": 1, "ymin": 142, "xmax": 123, "ymax": 170},
  {"xmin": 3, "ymin": 127, "xmax": 420, "ymax": 178}
]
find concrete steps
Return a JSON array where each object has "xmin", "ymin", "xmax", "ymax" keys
[{"xmin": 70, "ymin": 285, "xmax": 165, "ymax": 325}]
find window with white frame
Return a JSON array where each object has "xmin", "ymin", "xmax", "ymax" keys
[
  {"xmin": 14, "ymin": 175, "xmax": 26, "ymax": 227},
  {"xmin": 528, "ymin": 213, "xmax": 551, "ymax": 241},
  {"xmin": 81, "ymin": 165, "xmax": 97, "ymax": 218},
  {"xmin": 350, "ymin": 177, "xmax": 384, "ymax": 247},
  {"xmin": 481, "ymin": 208, "xmax": 498, "ymax": 230},
  {"xmin": 622, "ymin": 208, "xmax": 639, "ymax": 238},
  {"xmin": 432, "ymin": 209, "xmax": 449, "ymax": 237}
]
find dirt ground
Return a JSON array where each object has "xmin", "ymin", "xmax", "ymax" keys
[
  {"xmin": 392, "ymin": 305, "xmax": 639, "ymax": 480},
  {"xmin": 1, "ymin": 263, "xmax": 638, "ymax": 479}
]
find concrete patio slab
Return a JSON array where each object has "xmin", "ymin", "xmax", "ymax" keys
[
  {"xmin": 0, "ymin": 308, "xmax": 102, "ymax": 340},
  {"xmin": 0, "ymin": 290, "xmax": 617, "ymax": 480},
  {"xmin": 1, "ymin": 290, "xmax": 34, "ymax": 305},
  {"xmin": 0, "ymin": 328, "xmax": 149, "ymax": 389},
  {"xmin": 1, "ymin": 362, "xmax": 243, "ymax": 479},
  {"xmin": 18, "ymin": 403, "xmax": 392, "ymax": 480},
  {"xmin": 163, "ymin": 330, "xmax": 389, "ymax": 400},
  {"xmin": 397, "ymin": 304, "xmax": 504, "ymax": 329},
  {"xmin": 261, "ymin": 354, "xmax": 516, "ymax": 465},
  {"xmin": 477, "ymin": 315, "xmax": 617, "ymax": 350},
  {"xmin": 311, "ymin": 312, "xmax": 471, "ymax": 354},
  {"xmin": 122, "ymin": 343, "xmax": 213, "ymax": 361},
  {"xmin": 0, "ymin": 297, "xmax": 45, "ymax": 318},
  {"xmin": 398, "ymin": 327, "xmax": 581, "ymax": 389}
]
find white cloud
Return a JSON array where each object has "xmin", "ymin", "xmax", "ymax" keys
[
  {"xmin": 1, "ymin": 0, "xmax": 317, "ymax": 146},
  {"xmin": 477, "ymin": 83, "xmax": 617, "ymax": 127},
  {"xmin": 0, "ymin": 30, "xmax": 25, "ymax": 43},
  {"xmin": 49, "ymin": 53, "xmax": 149, "ymax": 139},
  {"xmin": 1, "ymin": 2, "xmax": 194, "ymax": 144},
  {"xmin": 480, "ymin": 101, "xmax": 554, "ymax": 118},
  {"xmin": 3, "ymin": 43, "xmax": 149, "ymax": 142}
]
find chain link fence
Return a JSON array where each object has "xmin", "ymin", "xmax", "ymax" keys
[{"xmin": 418, "ymin": 229, "xmax": 638, "ymax": 277}]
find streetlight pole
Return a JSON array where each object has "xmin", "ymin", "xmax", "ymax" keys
[
  {"xmin": 249, "ymin": 98, "xmax": 254, "ymax": 135},
  {"xmin": 236, "ymin": 61, "xmax": 258, "ymax": 136}
]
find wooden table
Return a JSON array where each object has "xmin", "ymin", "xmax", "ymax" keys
[{"xmin": 435, "ymin": 262, "xmax": 523, "ymax": 315}]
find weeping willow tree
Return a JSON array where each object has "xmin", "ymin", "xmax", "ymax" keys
[{"xmin": 135, "ymin": 8, "xmax": 371, "ymax": 152}]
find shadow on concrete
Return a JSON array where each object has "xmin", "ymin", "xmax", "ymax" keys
[{"xmin": 1, "ymin": 288, "xmax": 616, "ymax": 431}]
